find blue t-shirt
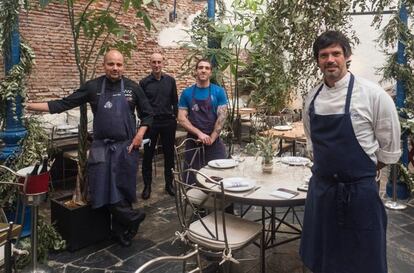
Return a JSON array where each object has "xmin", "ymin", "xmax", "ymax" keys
[{"xmin": 178, "ymin": 84, "xmax": 228, "ymax": 114}]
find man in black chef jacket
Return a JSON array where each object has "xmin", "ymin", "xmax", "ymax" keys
[
  {"xmin": 27, "ymin": 49, "xmax": 154, "ymax": 247},
  {"xmin": 140, "ymin": 53, "xmax": 178, "ymax": 199}
]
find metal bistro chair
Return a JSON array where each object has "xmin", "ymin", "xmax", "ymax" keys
[
  {"xmin": 0, "ymin": 165, "xmax": 50, "ymax": 273},
  {"xmin": 135, "ymin": 244, "xmax": 203, "ymax": 273},
  {"xmin": 174, "ymin": 138, "xmax": 205, "ymax": 184},
  {"xmin": 172, "ymin": 169, "xmax": 265, "ymax": 273},
  {"xmin": 174, "ymin": 138, "xmax": 213, "ymax": 208}
]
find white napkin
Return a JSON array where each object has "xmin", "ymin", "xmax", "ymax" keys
[
  {"xmin": 223, "ymin": 180, "xmax": 250, "ymax": 188},
  {"xmin": 270, "ymin": 188, "xmax": 298, "ymax": 199}
]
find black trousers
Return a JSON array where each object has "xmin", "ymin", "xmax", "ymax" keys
[
  {"xmin": 107, "ymin": 199, "xmax": 141, "ymax": 236},
  {"xmin": 142, "ymin": 118, "xmax": 177, "ymax": 186}
]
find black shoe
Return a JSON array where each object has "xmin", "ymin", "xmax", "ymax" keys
[
  {"xmin": 125, "ymin": 212, "xmax": 146, "ymax": 240},
  {"xmin": 165, "ymin": 183, "xmax": 175, "ymax": 197},
  {"xmin": 141, "ymin": 185, "xmax": 151, "ymax": 200},
  {"xmin": 113, "ymin": 233, "xmax": 131, "ymax": 247}
]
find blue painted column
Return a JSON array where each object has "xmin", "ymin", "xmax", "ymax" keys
[
  {"xmin": 207, "ymin": 0, "xmax": 215, "ymax": 20},
  {"xmin": 207, "ymin": 0, "xmax": 218, "ymax": 71},
  {"xmin": 0, "ymin": 19, "xmax": 27, "ymax": 160},
  {"xmin": 396, "ymin": 4, "xmax": 408, "ymax": 166}
]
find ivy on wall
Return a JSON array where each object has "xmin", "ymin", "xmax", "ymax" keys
[
  {"xmin": 0, "ymin": 0, "xmax": 66, "ymax": 263},
  {"xmin": 0, "ymin": 0, "xmax": 35, "ymax": 121}
]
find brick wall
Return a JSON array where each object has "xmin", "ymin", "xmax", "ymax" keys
[{"xmin": 7, "ymin": 0, "xmax": 206, "ymax": 102}]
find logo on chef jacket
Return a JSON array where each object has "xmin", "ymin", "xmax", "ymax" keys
[
  {"xmin": 104, "ymin": 101, "xmax": 113, "ymax": 109},
  {"xmin": 192, "ymin": 104, "xmax": 200, "ymax": 112},
  {"xmin": 124, "ymin": 89, "xmax": 133, "ymax": 101},
  {"xmin": 350, "ymin": 110, "xmax": 360, "ymax": 120}
]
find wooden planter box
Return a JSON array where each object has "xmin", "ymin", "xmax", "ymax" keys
[{"xmin": 51, "ymin": 195, "xmax": 111, "ymax": 252}]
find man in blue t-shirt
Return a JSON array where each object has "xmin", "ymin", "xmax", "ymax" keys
[{"xmin": 178, "ymin": 59, "xmax": 228, "ymax": 180}]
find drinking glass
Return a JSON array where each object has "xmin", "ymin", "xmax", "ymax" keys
[
  {"xmin": 232, "ymin": 144, "xmax": 243, "ymax": 163},
  {"xmin": 285, "ymin": 115, "xmax": 293, "ymax": 126}
]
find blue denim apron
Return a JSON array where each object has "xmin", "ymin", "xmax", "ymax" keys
[
  {"xmin": 87, "ymin": 77, "xmax": 139, "ymax": 208},
  {"xmin": 299, "ymin": 74, "xmax": 387, "ymax": 273},
  {"xmin": 184, "ymin": 85, "xmax": 226, "ymax": 182}
]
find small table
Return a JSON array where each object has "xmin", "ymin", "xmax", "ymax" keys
[
  {"xmin": 261, "ymin": 122, "xmax": 306, "ymax": 155},
  {"xmin": 197, "ymin": 157, "xmax": 311, "ymax": 250}
]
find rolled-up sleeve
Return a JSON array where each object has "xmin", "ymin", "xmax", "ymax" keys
[
  {"xmin": 374, "ymin": 92, "xmax": 401, "ymax": 164},
  {"xmin": 303, "ymin": 91, "xmax": 314, "ymax": 153}
]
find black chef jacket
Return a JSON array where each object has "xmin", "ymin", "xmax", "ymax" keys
[
  {"xmin": 139, "ymin": 73, "xmax": 178, "ymax": 118},
  {"xmin": 48, "ymin": 75, "xmax": 153, "ymax": 127}
]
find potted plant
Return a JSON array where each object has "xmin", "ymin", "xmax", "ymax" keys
[
  {"xmin": 245, "ymin": 136, "xmax": 280, "ymax": 173},
  {"xmin": 29, "ymin": 0, "xmax": 155, "ymax": 251}
]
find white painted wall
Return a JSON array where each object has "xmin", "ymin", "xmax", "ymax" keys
[
  {"xmin": 157, "ymin": 3, "xmax": 402, "ymax": 91},
  {"xmin": 350, "ymin": 14, "xmax": 394, "ymax": 88}
]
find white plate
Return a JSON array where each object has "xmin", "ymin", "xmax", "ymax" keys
[
  {"xmin": 208, "ymin": 159, "xmax": 238, "ymax": 169},
  {"xmin": 280, "ymin": 156, "xmax": 311, "ymax": 166},
  {"xmin": 222, "ymin": 177, "xmax": 256, "ymax": 192},
  {"xmin": 273, "ymin": 125, "xmax": 293, "ymax": 131},
  {"xmin": 68, "ymin": 128, "xmax": 78, "ymax": 134}
]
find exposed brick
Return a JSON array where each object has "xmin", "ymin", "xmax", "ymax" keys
[{"xmin": 1, "ymin": 0, "xmax": 208, "ymax": 102}]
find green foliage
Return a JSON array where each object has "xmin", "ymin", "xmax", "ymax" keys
[
  {"xmin": 0, "ymin": 0, "xmax": 19, "ymax": 55},
  {"xmin": 16, "ymin": 216, "xmax": 66, "ymax": 268},
  {"xmin": 0, "ymin": 1, "xmax": 36, "ymax": 121},
  {"xmin": 240, "ymin": 0, "xmax": 361, "ymax": 112},
  {"xmin": 245, "ymin": 136, "xmax": 279, "ymax": 164},
  {"xmin": 398, "ymin": 163, "xmax": 414, "ymax": 195},
  {"xmin": 0, "ymin": 117, "xmax": 50, "ymax": 207},
  {"xmin": 374, "ymin": 1, "xmax": 414, "ymax": 138},
  {"xmin": 181, "ymin": 0, "xmax": 361, "ymax": 116},
  {"xmin": 0, "ymin": 43, "xmax": 36, "ymax": 121},
  {"xmin": 33, "ymin": 0, "xmax": 156, "ymax": 204}
]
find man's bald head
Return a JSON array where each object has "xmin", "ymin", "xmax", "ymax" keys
[
  {"xmin": 103, "ymin": 50, "xmax": 124, "ymax": 81},
  {"xmin": 150, "ymin": 53, "xmax": 164, "ymax": 79}
]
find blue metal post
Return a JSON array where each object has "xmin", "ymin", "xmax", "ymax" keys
[
  {"xmin": 0, "ymin": 19, "xmax": 27, "ymax": 160},
  {"xmin": 207, "ymin": 0, "xmax": 215, "ymax": 20},
  {"xmin": 396, "ymin": 4, "xmax": 408, "ymax": 166}
]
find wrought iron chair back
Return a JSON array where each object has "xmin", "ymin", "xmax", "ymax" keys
[
  {"xmin": 135, "ymin": 244, "xmax": 203, "ymax": 273},
  {"xmin": 172, "ymin": 168, "xmax": 265, "ymax": 272},
  {"xmin": 174, "ymin": 138, "xmax": 205, "ymax": 184},
  {"xmin": 173, "ymin": 169, "xmax": 230, "ymax": 252}
]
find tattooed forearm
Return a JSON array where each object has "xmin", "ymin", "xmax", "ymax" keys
[{"xmin": 214, "ymin": 106, "xmax": 228, "ymax": 134}]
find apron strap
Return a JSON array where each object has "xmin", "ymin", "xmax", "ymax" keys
[
  {"xmin": 344, "ymin": 73, "xmax": 354, "ymax": 114},
  {"xmin": 191, "ymin": 84, "xmax": 212, "ymax": 102},
  {"xmin": 309, "ymin": 73, "xmax": 355, "ymax": 115}
]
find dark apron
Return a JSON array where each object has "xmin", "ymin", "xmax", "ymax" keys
[
  {"xmin": 299, "ymin": 74, "xmax": 387, "ymax": 273},
  {"xmin": 184, "ymin": 85, "xmax": 226, "ymax": 182},
  {"xmin": 87, "ymin": 77, "xmax": 139, "ymax": 208}
]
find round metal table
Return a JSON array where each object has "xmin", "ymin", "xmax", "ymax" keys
[{"xmin": 197, "ymin": 156, "xmax": 310, "ymax": 207}]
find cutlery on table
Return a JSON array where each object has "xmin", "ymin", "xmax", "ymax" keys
[{"xmin": 243, "ymin": 186, "xmax": 261, "ymax": 197}]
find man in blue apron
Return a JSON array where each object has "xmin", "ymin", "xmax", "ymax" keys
[
  {"xmin": 300, "ymin": 31, "xmax": 401, "ymax": 273},
  {"xmin": 27, "ymin": 50, "xmax": 154, "ymax": 247},
  {"xmin": 177, "ymin": 59, "xmax": 228, "ymax": 182}
]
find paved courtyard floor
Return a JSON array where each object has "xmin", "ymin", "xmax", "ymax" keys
[{"xmin": 37, "ymin": 159, "xmax": 414, "ymax": 273}]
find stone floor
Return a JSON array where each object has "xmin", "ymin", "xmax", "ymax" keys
[{"xmin": 35, "ymin": 159, "xmax": 414, "ymax": 273}]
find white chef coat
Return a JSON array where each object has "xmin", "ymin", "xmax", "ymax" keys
[{"xmin": 303, "ymin": 72, "xmax": 401, "ymax": 164}]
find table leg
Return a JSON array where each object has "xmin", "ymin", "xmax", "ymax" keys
[
  {"xmin": 271, "ymin": 207, "xmax": 276, "ymax": 244},
  {"xmin": 292, "ymin": 141, "xmax": 296, "ymax": 156},
  {"xmin": 261, "ymin": 206, "xmax": 266, "ymax": 272}
]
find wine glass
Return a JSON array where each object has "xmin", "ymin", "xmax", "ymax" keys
[
  {"xmin": 285, "ymin": 115, "xmax": 293, "ymax": 126},
  {"xmin": 232, "ymin": 144, "xmax": 243, "ymax": 163}
]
